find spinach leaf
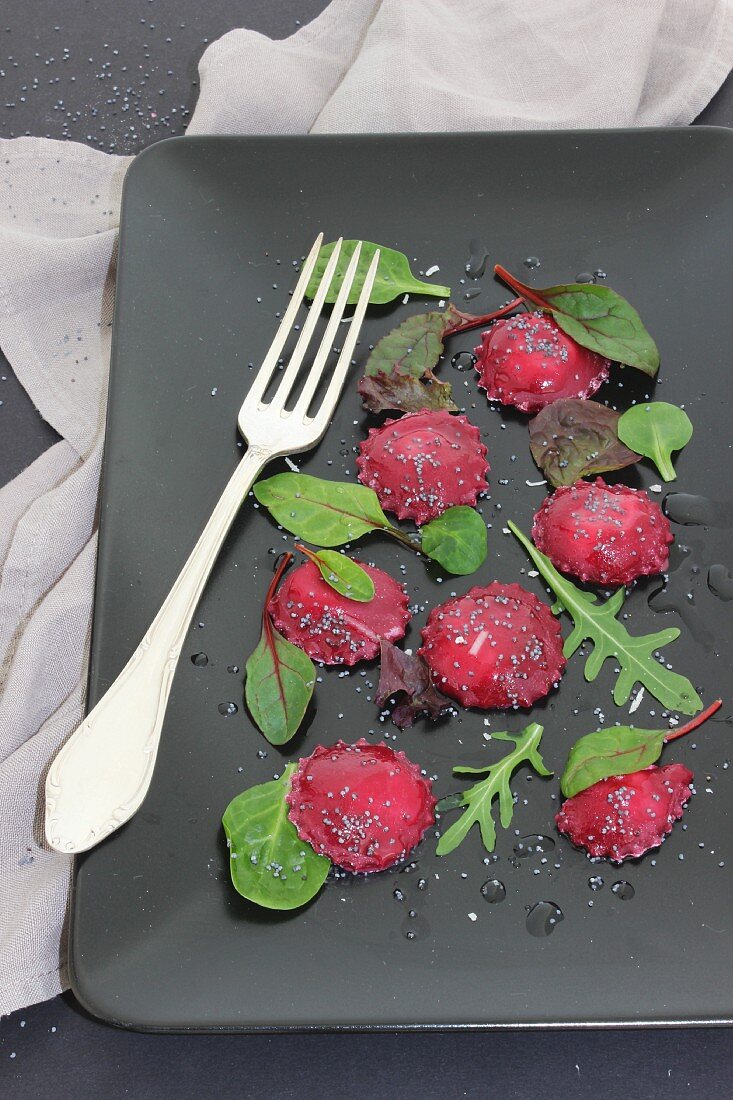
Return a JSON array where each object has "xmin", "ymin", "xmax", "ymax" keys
[
  {"xmin": 436, "ymin": 724, "xmax": 551, "ymax": 855},
  {"xmin": 296, "ymin": 544, "xmax": 375, "ymax": 602},
  {"xmin": 223, "ymin": 765, "xmax": 330, "ymax": 910},
  {"xmin": 529, "ymin": 398, "xmax": 639, "ymax": 488},
  {"xmin": 420, "ymin": 506, "xmax": 488, "ymax": 575},
  {"xmin": 307, "ymin": 240, "xmax": 450, "ymax": 305},
  {"xmin": 254, "ymin": 473, "xmax": 395, "ymax": 547},
  {"xmin": 509, "ymin": 522, "xmax": 703, "ymax": 714},
  {"xmin": 495, "ymin": 265, "xmax": 660, "ymax": 376},
  {"xmin": 616, "ymin": 401, "xmax": 693, "ymax": 482}
]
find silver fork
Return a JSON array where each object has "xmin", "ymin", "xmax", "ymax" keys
[{"xmin": 45, "ymin": 234, "xmax": 379, "ymax": 855}]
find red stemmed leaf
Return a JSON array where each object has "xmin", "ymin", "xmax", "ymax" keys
[
  {"xmin": 376, "ymin": 640, "xmax": 453, "ymax": 728},
  {"xmin": 286, "ymin": 739, "xmax": 437, "ymax": 873},
  {"xmin": 555, "ymin": 763, "xmax": 694, "ymax": 862}
]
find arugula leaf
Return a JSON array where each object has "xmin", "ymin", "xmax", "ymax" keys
[
  {"xmin": 244, "ymin": 554, "xmax": 315, "ymax": 745},
  {"xmin": 375, "ymin": 640, "xmax": 453, "ymax": 728},
  {"xmin": 307, "ymin": 240, "xmax": 450, "ymax": 305},
  {"xmin": 529, "ymin": 398, "xmax": 639, "ymax": 488},
  {"xmin": 560, "ymin": 698, "xmax": 722, "ymax": 797},
  {"xmin": 436, "ymin": 724, "xmax": 551, "ymax": 855},
  {"xmin": 508, "ymin": 522, "xmax": 703, "ymax": 715},
  {"xmin": 223, "ymin": 765, "xmax": 330, "ymax": 910},
  {"xmin": 420, "ymin": 506, "xmax": 488, "ymax": 575},
  {"xmin": 254, "ymin": 473, "xmax": 395, "ymax": 547},
  {"xmin": 617, "ymin": 401, "xmax": 693, "ymax": 482},
  {"xmin": 495, "ymin": 265, "xmax": 660, "ymax": 376},
  {"xmin": 296, "ymin": 544, "xmax": 375, "ymax": 602}
]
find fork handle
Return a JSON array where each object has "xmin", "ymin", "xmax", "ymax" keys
[{"xmin": 45, "ymin": 445, "xmax": 270, "ymax": 854}]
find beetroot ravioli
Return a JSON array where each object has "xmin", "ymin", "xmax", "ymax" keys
[
  {"xmin": 418, "ymin": 581, "xmax": 566, "ymax": 710},
  {"xmin": 356, "ymin": 408, "xmax": 489, "ymax": 526},
  {"xmin": 532, "ymin": 477, "xmax": 673, "ymax": 587},
  {"xmin": 474, "ymin": 312, "xmax": 609, "ymax": 413},
  {"xmin": 268, "ymin": 559, "xmax": 410, "ymax": 666},
  {"xmin": 287, "ymin": 739, "xmax": 437, "ymax": 872}
]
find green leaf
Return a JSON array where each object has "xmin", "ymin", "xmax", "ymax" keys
[
  {"xmin": 254, "ymin": 472, "xmax": 393, "ymax": 547},
  {"xmin": 223, "ymin": 765, "xmax": 330, "ymax": 910},
  {"xmin": 358, "ymin": 306, "xmax": 464, "ymax": 414},
  {"xmin": 494, "ymin": 266, "xmax": 660, "ymax": 376},
  {"xmin": 508, "ymin": 522, "xmax": 703, "ymax": 715},
  {"xmin": 560, "ymin": 726, "xmax": 667, "ymax": 798},
  {"xmin": 616, "ymin": 402, "xmax": 693, "ymax": 483},
  {"xmin": 245, "ymin": 618, "xmax": 315, "ymax": 746},
  {"xmin": 420, "ymin": 506, "xmax": 488, "ymax": 575},
  {"xmin": 307, "ymin": 240, "xmax": 451, "ymax": 305},
  {"xmin": 528, "ymin": 398, "xmax": 640, "ymax": 488},
  {"xmin": 297, "ymin": 545, "xmax": 375, "ymax": 602},
  {"xmin": 436, "ymin": 725, "xmax": 551, "ymax": 856}
]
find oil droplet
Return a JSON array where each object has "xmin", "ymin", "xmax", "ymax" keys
[
  {"xmin": 218, "ymin": 701, "xmax": 238, "ymax": 717},
  {"xmin": 227, "ymin": 664, "xmax": 240, "ymax": 674},
  {"xmin": 663, "ymin": 493, "xmax": 733, "ymax": 528},
  {"xmin": 575, "ymin": 272, "xmax": 595, "ymax": 283},
  {"xmin": 465, "ymin": 238, "xmax": 490, "ymax": 278},
  {"xmin": 513, "ymin": 834, "xmax": 556, "ymax": 858},
  {"xmin": 451, "ymin": 351, "xmax": 477, "ymax": 372},
  {"xmin": 463, "ymin": 287, "xmax": 481, "ymax": 302},
  {"xmin": 707, "ymin": 564, "xmax": 733, "ymax": 602},
  {"xmin": 525, "ymin": 900, "xmax": 564, "ymax": 937},
  {"xmin": 480, "ymin": 879, "xmax": 506, "ymax": 903},
  {"xmin": 191, "ymin": 652, "xmax": 208, "ymax": 667},
  {"xmin": 611, "ymin": 880, "xmax": 635, "ymax": 900},
  {"xmin": 523, "ymin": 256, "xmax": 541, "ymax": 270},
  {"xmin": 588, "ymin": 875, "xmax": 604, "ymax": 892}
]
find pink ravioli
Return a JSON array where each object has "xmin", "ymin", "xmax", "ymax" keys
[
  {"xmin": 555, "ymin": 763, "xmax": 694, "ymax": 862},
  {"xmin": 418, "ymin": 581, "xmax": 566, "ymax": 710},
  {"xmin": 474, "ymin": 311, "xmax": 610, "ymax": 413},
  {"xmin": 356, "ymin": 408, "xmax": 489, "ymax": 526},
  {"xmin": 268, "ymin": 559, "xmax": 410, "ymax": 666},
  {"xmin": 286, "ymin": 739, "xmax": 437, "ymax": 873},
  {"xmin": 532, "ymin": 477, "xmax": 673, "ymax": 586}
]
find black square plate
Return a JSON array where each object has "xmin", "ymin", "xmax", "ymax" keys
[{"xmin": 71, "ymin": 130, "xmax": 733, "ymax": 1030}]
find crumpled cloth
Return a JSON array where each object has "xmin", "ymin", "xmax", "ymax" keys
[{"xmin": 1, "ymin": 0, "xmax": 731, "ymax": 1018}]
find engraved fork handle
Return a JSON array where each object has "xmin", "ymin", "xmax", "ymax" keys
[{"xmin": 45, "ymin": 445, "xmax": 269, "ymax": 854}]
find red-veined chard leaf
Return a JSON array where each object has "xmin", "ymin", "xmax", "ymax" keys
[
  {"xmin": 306, "ymin": 240, "xmax": 450, "ymax": 306},
  {"xmin": 528, "ymin": 398, "xmax": 640, "ymax": 488},
  {"xmin": 223, "ymin": 764, "xmax": 330, "ymax": 910},
  {"xmin": 617, "ymin": 401, "xmax": 693, "ymax": 482},
  {"xmin": 375, "ymin": 640, "xmax": 453, "ymax": 728},
  {"xmin": 244, "ymin": 553, "xmax": 315, "ymax": 746},
  {"xmin": 495, "ymin": 265, "xmax": 660, "ymax": 377},
  {"xmin": 560, "ymin": 699, "xmax": 722, "ymax": 798}
]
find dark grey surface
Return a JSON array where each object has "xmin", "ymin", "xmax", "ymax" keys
[
  {"xmin": 1, "ymin": 0, "xmax": 733, "ymax": 1094},
  {"xmin": 71, "ymin": 129, "xmax": 733, "ymax": 1030}
]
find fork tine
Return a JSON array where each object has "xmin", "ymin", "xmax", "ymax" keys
[
  {"xmin": 265, "ymin": 238, "xmax": 343, "ymax": 412},
  {"xmin": 291, "ymin": 241, "xmax": 366, "ymax": 421},
  {"xmin": 299, "ymin": 247, "xmax": 380, "ymax": 427},
  {"xmin": 245, "ymin": 232, "xmax": 324, "ymax": 407}
]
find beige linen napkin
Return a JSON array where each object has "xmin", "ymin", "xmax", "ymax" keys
[{"xmin": 2, "ymin": 0, "xmax": 732, "ymax": 1017}]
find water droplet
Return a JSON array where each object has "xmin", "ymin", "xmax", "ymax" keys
[
  {"xmin": 218, "ymin": 701, "xmax": 238, "ymax": 717},
  {"xmin": 272, "ymin": 551, "xmax": 290, "ymax": 571},
  {"xmin": 401, "ymin": 914, "xmax": 430, "ymax": 941},
  {"xmin": 451, "ymin": 351, "xmax": 477, "ymax": 372},
  {"xmin": 463, "ymin": 287, "xmax": 481, "ymax": 302},
  {"xmin": 588, "ymin": 875, "xmax": 604, "ymax": 892},
  {"xmin": 417, "ymin": 878, "xmax": 429, "ymax": 891},
  {"xmin": 707, "ymin": 564, "xmax": 733, "ymax": 602},
  {"xmin": 513, "ymin": 834, "xmax": 556, "ymax": 858},
  {"xmin": 227, "ymin": 664, "xmax": 240, "ymax": 674},
  {"xmin": 465, "ymin": 238, "xmax": 490, "ymax": 278},
  {"xmin": 480, "ymin": 879, "xmax": 506, "ymax": 903},
  {"xmin": 611, "ymin": 880, "xmax": 635, "ymax": 900},
  {"xmin": 523, "ymin": 256, "xmax": 541, "ymax": 270},
  {"xmin": 393, "ymin": 888, "xmax": 405, "ymax": 903},
  {"xmin": 663, "ymin": 493, "xmax": 733, "ymax": 528},
  {"xmin": 593, "ymin": 269, "xmax": 607, "ymax": 280},
  {"xmin": 400, "ymin": 860, "xmax": 419, "ymax": 875},
  {"xmin": 575, "ymin": 271, "xmax": 595, "ymax": 283},
  {"xmin": 191, "ymin": 652, "xmax": 208, "ymax": 667},
  {"xmin": 525, "ymin": 900, "xmax": 564, "ymax": 937}
]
